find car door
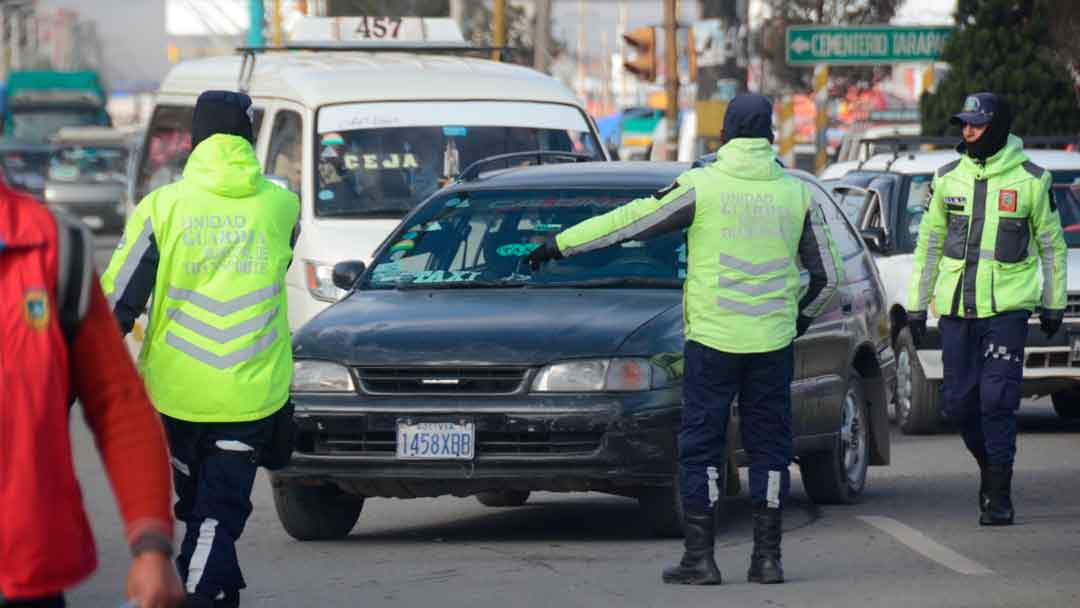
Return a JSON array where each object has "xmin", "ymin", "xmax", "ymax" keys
[{"xmin": 795, "ymin": 181, "xmax": 871, "ymax": 438}]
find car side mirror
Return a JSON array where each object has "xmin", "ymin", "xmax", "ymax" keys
[
  {"xmin": 332, "ymin": 260, "xmax": 366, "ymax": 291},
  {"xmin": 860, "ymin": 227, "xmax": 887, "ymax": 252}
]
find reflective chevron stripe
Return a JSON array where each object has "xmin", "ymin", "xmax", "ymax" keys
[
  {"xmin": 717, "ymin": 275, "xmax": 786, "ymax": 297},
  {"xmin": 166, "ymin": 328, "xmax": 279, "ymax": 370},
  {"xmin": 168, "ymin": 307, "xmax": 279, "ymax": 344},
  {"xmin": 1039, "ymin": 232, "xmax": 1056, "ymax": 308},
  {"xmin": 716, "ymin": 296, "xmax": 786, "ymax": 315},
  {"xmin": 717, "ymin": 253, "xmax": 790, "ymax": 275},
  {"xmin": 167, "ymin": 284, "xmax": 280, "ymax": 315},
  {"xmin": 916, "ymin": 231, "xmax": 941, "ymax": 309}
]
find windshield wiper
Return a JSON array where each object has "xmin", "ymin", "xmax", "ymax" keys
[{"xmin": 529, "ymin": 277, "xmax": 682, "ymax": 289}]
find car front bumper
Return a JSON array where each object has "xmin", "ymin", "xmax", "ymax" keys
[
  {"xmin": 916, "ymin": 317, "xmax": 1080, "ymax": 396},
  {"xmin": 277, "ymin": 389, "xmax": 682, "ymax": 498}
]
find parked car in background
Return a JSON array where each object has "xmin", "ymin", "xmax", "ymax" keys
[
  {"xmin": 831, "ymin": 145, "xmax": 1080, "ymax": 433},
  {"xmin": 277, "ymin": 157, "xmax": 894, "ymax": 541},
  {"xmin": 0, "ymin": 140, "xmax": 52, "ymax": 198},
  {"xmin": 44, "ymin": 126, "xmax": 138, "ymax": 233}
]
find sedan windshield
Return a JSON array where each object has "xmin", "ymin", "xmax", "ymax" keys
[
  {"xmin": 364, "ymin": 189, "xmax": 686, "ymax": 289},
  {"xmin": 315, "ymin": 101, "xmax": 603, "ymax": 219},
  {"xmin": 48, "ymin": 144, "xmax": 128, "ymax": 183}
]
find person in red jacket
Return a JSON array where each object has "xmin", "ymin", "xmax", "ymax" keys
[{"xmin": 0, "ymin": 181, "xmax": 184, "ymax": 608}]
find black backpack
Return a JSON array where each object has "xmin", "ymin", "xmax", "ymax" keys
[{"xmin": 53, "ymin": 211, "xmax": 94, "ymax": 344}]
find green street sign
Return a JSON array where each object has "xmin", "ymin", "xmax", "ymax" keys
[{"xmin": 786, "ymin": 25, "xmax": 953, "ymax": 66}]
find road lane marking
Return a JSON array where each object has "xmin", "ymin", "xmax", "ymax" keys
[{"xmin": 857, "ymin": 516, "xmax": 993, "ymax": 576}]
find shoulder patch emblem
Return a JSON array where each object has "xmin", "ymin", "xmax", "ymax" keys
[
  {"xmin": 944, "ymin": 196, "xmax": 966, "ymax": 211},
  {"xmin": 23, "ymin": 289, "xmax": 50, "ymax": 330},
  {"xmin": 998, "ymin": 190, "xmax": 1018, "ymax": 213}
]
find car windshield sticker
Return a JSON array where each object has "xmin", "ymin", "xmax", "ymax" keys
[
  {"xmin": 491, "ymin": 196, "xmax": 627, "ymax": 211},
  {"xmin": 442, "ymin": 126, "xmax": 468, "ymax": 137},
  {"xmin": 412, "ymin": 270, "xmax": 481, "ymax": 283},
  {"xmin": 389, "ymin": 239, "xmax": 416, "ymax": 253},
  {"xmin": 402, "ymin": 231, "xmax": 419, "ymax": 240},
  {"xmin": 372, "ymin": 262, "xmax": 400, "ymax": 277},
  {"xmin": 318, "ymin": 189, "xmax": 334, "ymax": 200},
  {"xmin": 534, "ymin": 223, "xmax": 562, "ymax": 232},
  {"xmin": 496, "ymin": 243, "xmax": 541, "ymax": 257},
  {"xmin": 342, "ymin": 152, "xmax": 420, "ymax": 171},
  {"xmin": 425, "ymin": 221, "xmax": 442, "ymax": 231}
]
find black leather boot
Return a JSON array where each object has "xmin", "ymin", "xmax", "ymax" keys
[
  {"xmin": 973, "ymin": 450, "xmax": 989, "ymax": 516},
  {"xmin": 980, "ymin": 464, "xmax": 1015, "ymax": 526},
  {"xmin": 662, "ymin": 510, "xmax": 722, "ymax": 585},
  {"xmin": 748, "ymin": 506, "xmax": 784, "ymax": 584}
]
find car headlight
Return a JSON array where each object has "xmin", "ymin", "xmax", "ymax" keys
[
  {"xmin": 532, "ymin": 358, "xmax": 661, "ymax": 392},
  {"xmin": 304, "ymin": 260, "xmax": 346, "ymax": 303},
  {"xmin": 291, "ymin": 360, "xmax": 356, "ymax": 393}
]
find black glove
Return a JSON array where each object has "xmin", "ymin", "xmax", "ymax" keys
[
  {"xmin": 526, "ymin": 238, "xmax": 564, "ymax": 271},
  {"xmin": 795, "ymin": 314, "xmax": 813, "ymax": 338},
  {"xmin": 1041, "ymin": 309, "xmax": 1064, "ymax": 339},
  {"xmin": 908, "ymin": 311, "xmax": 927, "ymax": 348}
]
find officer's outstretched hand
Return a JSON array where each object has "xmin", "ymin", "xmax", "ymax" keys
[
  {"xmin": 526, "ymin": 238, "xmax": 564, "ymax": 271},
  {"xmin": 127, "ymin": 549, "xmax": 185, "ymax": 608},
  {"xmin": 795, "ymin": 314, "xmax": 813, "ymax": 339},
  {"xmin": 1040, "ymin": 310, "xmax": 1064, "ymax": 339},
  {"xmin": 908, "ymin": 311, "xmax": 927, "ymax": 348}
]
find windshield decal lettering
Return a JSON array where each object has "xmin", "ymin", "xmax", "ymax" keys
[
  {"xmin": 534, "ymin": 223, "xmax": 562, "ymax": 232},
  {"xmin": 443, "ymin": 126, "xmax": 468, "ymax": 137},
  {"xmin": 412, "ymin": 270, "xmax": 481, "ymax": 283},
  {"xmin": 318, "ymin": 189, "xmax": 334, "ymax": 200},
  {"xmin": 496, "ymin": 243, "xmax": 541, "ymax": 257},
  {"xmin": 343, "ymin": 152, "xmax": 420, "ymax": 171}
]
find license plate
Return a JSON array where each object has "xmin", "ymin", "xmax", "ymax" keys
[{"xmin": 396, "ymin": 421, "xmax": 475, "ymax": 460}]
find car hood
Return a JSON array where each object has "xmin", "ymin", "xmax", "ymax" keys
[{"xmin": 293, "ymin": 288, "xmax": 681, "ymax": 366}]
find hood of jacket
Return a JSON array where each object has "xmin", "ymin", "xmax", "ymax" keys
[
  {"xmin": 182, "ymin": 133, "xmax": 261, "ymax": 198},
  {"xmin": 958, "ymin": 134, "xmax": 1028, "ymax": 179},
  {"xmin": 710, "ymin": 138, "xmax": 783, "ymax": 181}
]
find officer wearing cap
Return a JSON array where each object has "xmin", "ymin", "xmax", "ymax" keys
[
  {"xmin": 529, "ymin": 94, "xmax": 843, "ymax": 585},
  {"xmin": 103, "ymin": 90, "xmax": 301, "ymax": 606},
  {"xmin": 908, "ymin": 92, "xmax": 1067, "ymax": 525}
]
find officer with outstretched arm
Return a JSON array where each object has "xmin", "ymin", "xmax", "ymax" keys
[
  {"xmin": 528, "ymin": 94, "xmax": 843, "ymax": 586},
  {"xmin": 907, "ymin": 92, "xmax": 1067, "ymax": 526}
]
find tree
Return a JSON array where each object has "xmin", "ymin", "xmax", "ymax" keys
[
  {"xmin": 757, "ymin": 0, "xmax": 902, "ymax": 94},
  {"xmin": 921, "ymin": 0, "xmax": 1080, "ymax": 136}
]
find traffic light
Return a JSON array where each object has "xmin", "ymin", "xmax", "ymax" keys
[{"xmin": 623, "ymin": 26, "xmax": 657, "ymax": 82}]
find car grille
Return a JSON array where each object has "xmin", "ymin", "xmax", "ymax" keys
[
  {"xmin": 355, "ymin": 367, "xmax": 529, "ymax": 395},
  {"xmin": 310, "ymin": 430, "xmax": 603, "ymax": 456}
]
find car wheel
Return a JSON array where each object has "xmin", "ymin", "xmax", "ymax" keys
[
  {"xmin": 273, "ymin": 479, "xmax": 363, "ymax": 541},
  {"xmin": 1052, "ymin": 389, "xmax": 1080, "ymax": 420},
  {"xmin": 476, "ymin": 490, "xmax": 530, "ymax": 507},
  {"xmin": 800, "ymin": 374, "xmax": 870, "ymax": 505},
  {"xmin": 638, "ymin": 462, "xmax": 729, "ymax": 538},
  {"xmin": 895, "ymin": 328, "xmax": 942, "ymax": 434}
]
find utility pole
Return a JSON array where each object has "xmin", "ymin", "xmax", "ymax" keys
[
  {"xmin": 533, "ymin": 0, "xmax": 552, "ymax": 73},
  {"xmin": 663, "ymin": 0, "xmax": 679, "ymax": 160},
  {"xmin": 492, "ymin": 0, "xmax": 506, "ymax": 62},
  {"xmin": 577, "ymin": 0, "xmax": 586, "ymax": 101},
  {"xmin": 248, "ymin": 0, "xmax": 265, "ymax": 48},
  {"xmin": 696, "ymin": 0, "xmax": 748, "ymax": 155},
  {"xmin": 271, "ymin": 0, "xmax": 283, "ymax": 47}
]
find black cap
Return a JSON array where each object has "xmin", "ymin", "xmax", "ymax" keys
[
  {"xmin": 950, "ymin": 92, "xmax": 1000, "ymax": 127},
  {"xmin": 723, "ymin": 94, "xmax": 774, "ymax": 143},
  {"xmin": 191, "ymin": 90, "xmax": 255, "ymax": 149}
]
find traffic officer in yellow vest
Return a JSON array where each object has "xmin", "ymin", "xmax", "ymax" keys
[
  {"xmin": 103, "ymin": 90, "xmax": 300, "ymax": 607},
  {"xmin": 908, "ymin": 92, "xmax": 1067, "ymax": 526},
  {"xmin": 529, "ymin": 94, "xmax": 843, "ymax": 586}
]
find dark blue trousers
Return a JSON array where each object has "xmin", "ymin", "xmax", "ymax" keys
[
  {"xmin": 939, "ymin": 311, "xmax": 1028, "ymax": 466},
  {"xmin": 679, "ymin": 340, "xmax": 794, "ymax": 513},
  {"xmin": 161, "ymin": 414, "xmax": 275, "ymax": 602}
]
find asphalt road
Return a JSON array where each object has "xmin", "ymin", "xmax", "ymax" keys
[{"xmin": 73, "ymin": 235, "xmax": 1080, "ymax": 607}]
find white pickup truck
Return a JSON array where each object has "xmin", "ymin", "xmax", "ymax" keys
[{"xmin": 827, "ymin": 148, "xmax": 1080, "ymax": 433}]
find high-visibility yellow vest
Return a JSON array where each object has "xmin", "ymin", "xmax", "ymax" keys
[{"xmin": 103, "ymin": 134, "xmax": 299, "ymax": 422}]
